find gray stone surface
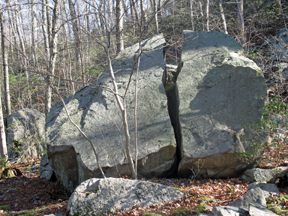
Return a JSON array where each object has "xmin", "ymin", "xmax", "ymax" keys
[
  {"xmin": 46, "ymin": 34, "xmax": 176, "ymax": 191},
  {"xmin": 7, "ymin": 108, "xmax": 45, "ymax": 159},
  {"xmin": 213, "ymin": 205, "xmax": 247, "ymax": 216},
  {"xmin": 249, "ymin": 203, "xmax": 278, "ymax": 216},
  {"xmin": 241, "ymin": 167, "xmax": 288, "ymax": 183},
  {"xmin": 40, "ymin": 153, "xmax": 55, "ymax": 181},
  {"xmin": 229, "ymin": 187, "xmax": 267, "ymax": 211},
  {"xmin": 247, "ymin": 182, "xmax": 280, "ymax": 195},
  {"xmin": 67, "ymin": 178, "xmax": 184, "ymax": 215},
  {"xmin": 176, "ymin": 31, "xmax": 268, "ymax": 178}
]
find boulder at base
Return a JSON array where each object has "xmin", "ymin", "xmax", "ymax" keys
[
  {"xmin": 7, "ymin": 108, "xmax": 45, "ymax": 159},
  {"xmin": 46, "ymin": 34, "xmax": 176, "ymax": 191},
  {"xmin": 176, "ymin": 31, "xmax": 268, "ymax": 178},
  {"xmin": 67, "ymin": 178, "xmax": 184, "ymax": 215}
]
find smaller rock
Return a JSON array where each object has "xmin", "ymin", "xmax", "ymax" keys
[
  {"xmin": 249, "ymin": 203, "xmax": 278, "ymax": 216},
  {"xmin": 7, "ymin": 108, "xmax": 46, "ymax": 159},
  {"xmin": 40, "ymin": 154, "xmax": 55, "ymax": 181},
  {"xmin": 68, "ymin": 178, "xmax": 184, "ymax": 215},
  {"xmin": 229, "ymin": 187, "xmax": 266, "ymax": 211},
  {"xmin": 213, "ymin": 205, "xmax": 247, "ymax": 216},
  {"xmin": 248, "ymin": 182, "xmax": 280, "ymax": 196},
  {"xmin": 241, "ymin": 167, "xmax": 288, "ymax": 183}
]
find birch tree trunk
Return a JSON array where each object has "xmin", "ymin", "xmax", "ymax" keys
[
  {"xmin": 219, "ymin": 0, "xmax": 228, "ymax": 34},
  {"xmin": 199, "ymin": 1, "xmax": 204, "ymax": 31},
  {"xmin": 31, "ymin": 0, "xmax": 38, "ymax": 67},
  {"xmin": 14, "ymin": 6, "xmax": 28, "ymax": 79},
  {"xmin": 0, "ymin": 11, "xmax": 7, "ymax": 159},
  {"xmin": 0, "ymin": 11, "xmax": 11, "ymax": 116},
  {"xmin": 45, "ymin": 0, "xmax": 60, "ymax": 117},
  {"xmin": 0, "ymin": 84, "xmax": 7, "ymax": 159},
  {"xmin": 190, "ymin": 0, "xmax": 194, "ymax": 31},
  {"xmin": 205, "ymin": 0, "xmax": 209, "ymax": 32},
  {"xmin": 237, "ymin": 0, "xmax": 245, "ymax": 44},
  {"xmin": 153, "ymin": 0, "xmax": 159, "ymax": 34},
  {"xmin": 116, "ymin": 0, "xmax": 124, "ymax": 53}
]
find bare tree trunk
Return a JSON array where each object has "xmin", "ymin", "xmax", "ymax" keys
[
  {"xmin": 97, "ymin": 0, "xmax": 106, "ymax": 35},
  {"xmin": 107, "ymin": 0, "xmax": 112, "ymax": 29},
  {"xmin": 205, "ymin": 0, "xmax": 209, "ymax": 31},
  {"xmin": 199, "ymin": 1, "xmax": 204, "ymax": 31},
  {"xmin": 14, "ymin": 7, "xmax": 28, "ymax": 79},
  {"xmin": 68, "ymin": 0, "xmax": 85, "ymax": 86},
  {"xmin": 42, "ymin": 0, "xmax": 50, "ymax": 116},
  {"xmin": 129, "ymin": 0, "xmax": 136, "ymax": 35},
  {"xmin": 140, "ymin": 0, "xmax": 147, "ymax": 33},
  {"xmin": 190, "ymin": 0, "xmax": 194, "ymax": 31},
  {"xmin": 45, "ymin": 0, "xmax": 60, "ymax": 117},
  {"xmin": 0, "ymin": 11, "xmax": 7, "ymax": 160},
  {"xmin": 5, "ymin": 0, "xmax": 19, "ymax": 63},
  {"xmin": 237, "ymin": 0, "xmax": 245, "ymax": 44},
  {"xmin": 106, "ymin": 45, "xmax": 136, "ymax": 179},
  {"xmin": 0, "ymin": 11, "xmax": 11, "ymax": 116},
  {"xmin": 132, "ymin": 0, "xmax": 140, "ymax": 27},
  {"xmin": 31, "ymin": 0, "xmax": 38, "ymax": 67},
  {"xmin": 219, "ymin": 0, "xmax": 228, "ymax": 34},
  {"xmin": 153, "ymin": 0, "xmax": 159, "ymax": 33},
  {"xmin": 46, "ymin": 0, "xmax": 52, "ymax": 45},
  {"xmin": 0, "ymin": 84, "xmax": 7, "ymax": 159},
  {"xmin": 116, "ymin": 0, "xmax": 124, "ymax": 53}
]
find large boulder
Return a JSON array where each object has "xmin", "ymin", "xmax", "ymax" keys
[
  {"xmin": 175, "ymin": 31, "xmax": 268, "ymax": 178},
  {"xmin": 7, "ymin": 108, "xmax": 45, "ymax": 159},
  {"xmin": 67, "ymin": 178, "xmax": 184, "ymax": 215},
  {"xmin": 46, "ymin": 34, "xmax": 176, "ymax": 191}
]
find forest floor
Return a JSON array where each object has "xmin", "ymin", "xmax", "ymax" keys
[{"xmin": 0, "ymin": 143, "xmax": 288, "ymax": 216}]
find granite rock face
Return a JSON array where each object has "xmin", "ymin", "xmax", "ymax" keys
[
  {"xmin": 176, "ymin": 31, "xmax": 268, "ymax": 178},
  {"xmin": 46, "ymin": 34, "xmax": 176, "ymax": 191},
  {"xmin": 7, "ymin": 108, "xmax": 46, "ymax": 159},
  {"xmin": 67, "ymin": 178, "xmax": 184, "ymax": 215}
]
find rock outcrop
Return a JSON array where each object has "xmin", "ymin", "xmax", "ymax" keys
[
  {"xmin": 46, "ymin": 31, "xmax": 268, "ymax": 191},
  {"xmin": 7, "ymin": 108, "xmax": 45, "ymax": 159},
  {"xmin": 67, "ymin": 178, "xmax": 184, "ymax": 215},
  {"xmin": 46, "ymin": 34, "xmax": 176, "ymax": 191},
  {"xmin": 175, "ymin": 31, "xmax": 268, "ymax": 178}
]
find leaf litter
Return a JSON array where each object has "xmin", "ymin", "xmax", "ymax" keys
[{"xmin": 0, "ymin": 140, "xmax": 288, "ymax": 216}]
